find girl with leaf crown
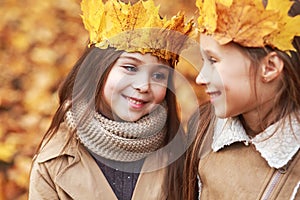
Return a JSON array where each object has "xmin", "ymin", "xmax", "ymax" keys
[
  {"xmin": 28, "ymin": 0, "xmax": 193, "ymax": 199},
  {"xmin": 184, "ymin": 0, "xmax": 300, "ymax": 199}
]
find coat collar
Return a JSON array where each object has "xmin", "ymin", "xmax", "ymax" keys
[
  {"xmin": 212, "ymin": 115, "xmax": 300, "ymax": 169},
  {"xmin": 35, "ymin": 123, "xmax": 167, "ymax": 199},
  {"xmin": 35, "ymin": 124, "xmax": 74, "ymax": 163},
  {"xmin": 36, "ymin": 124, "xmax": 117, "ymax": 199}
]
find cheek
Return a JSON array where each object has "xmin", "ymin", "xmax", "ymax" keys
[
  {"xmin": 223, "ymin": 76, "xmax": 254, "ymax": 110},
  {"xmin": 103, "ymin": 74, "xmax": 128, "ymax": 100},
  {"xmin": 222, "ymin": 77, "xmax": 249, "ymax": 99},
  {"xmin": 152, "ymin": 86, "xmax": 167, "ymax": 104},
  {"xmin": 211, "ymin": 69, "xmax": 226, "ymax": 89},
  {"xmin": 102, "ymin": 78, "xmax": 117, "ymax": 105},
  {"xmin": 103, "ymin": 84, "xmax": 112, "ymax": 106}
]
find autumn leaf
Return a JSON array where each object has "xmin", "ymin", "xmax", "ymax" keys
[
  {"xmin": 197, "ymin": 0, "xmax": 300, "ymax": 52},
  {"xmin": 215, "ymin": 1, "xmax": 279, "ymax": 47},
  {"xmin": 81, "ymin": 0, "xmax": 106, "ymax": 44},
  {"xmin": 0, "ymin": 143, "xmax": 17, "ymax": 163},
  {"xmin": 265, "ymin": 0, "xmax": 300, "ymax": 51},
  {"xmin": 218, "ymin": 0, "xmax": 232, "ymax": 7},
  {"xmin": 104, "ymin": 0, "xmax": 164, "ymax": 38},
  {"xmin": 104, "ymin": 0, "xmax": 128, "ymax": 36},
  {"xmin": 196, "ymin": 0, "xmax": 217, "ymax": 33},
  {"xmin": 197, "ymin": 0, "xmax": 280, "ymax": 47},
  {"xmin": 104, "ymin": 0, "xmax": 148, "ymax": 48},
  {"xmin": 142, "ymin": 0, "xmax": 165, "ymax": 28}
]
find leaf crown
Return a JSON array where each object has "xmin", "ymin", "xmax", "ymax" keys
[
  {"xmin": 196, "ymin": 0, "xmax": 300, "ymax": 53},
  {"xmin": 81, "ymin": 0, "xmax": 194, "ymax": 65}
]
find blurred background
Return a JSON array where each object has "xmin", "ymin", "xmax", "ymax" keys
[{"xmin": 0, "ymin": 0, "xmax": 206, "ymax": 199}]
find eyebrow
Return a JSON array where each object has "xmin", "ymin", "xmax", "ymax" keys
[
  {"xmin": 201, "ymin": 48, "xmax": 218, "ymax": 56},
  {"xmin": 118, "ymin": 55, "xmax": 143, "ymax": 64},
  {"xmin": 156, "ymin": 64, "xmax": 170, "ymax": 70},
  {"xmin": 119, "ymin": 55, "xmax": 170, "ymax": 69}
]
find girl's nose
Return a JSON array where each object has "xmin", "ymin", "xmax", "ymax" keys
[
  {"xmin": 196, "ymin": 72, "xmax": 209, "ymax": 85},
  {"xmin": 133, "ymin": 83, "xmax": 150, "ymax": 93},
  {"xmin": 132, "ymin": 74, "xmax": 150, "ymax": 93}
]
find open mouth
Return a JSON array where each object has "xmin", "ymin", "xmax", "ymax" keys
[
  {"xmin": 127, "ymin": 97, "xmax": 144, "ymax": 105},
  {"xmin": 206, "ymin": 91, "xmax": 221, "ymax": 100},
  {"xmin": 123, "ymin": 95, "xmax": 148, "ymax": 108}
]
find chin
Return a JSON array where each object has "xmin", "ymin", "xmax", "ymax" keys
[
  {"xmin": 117, "ymin": 114, "xmax": 143, "ymax": 122},
  {"xmin": 214, "ymin": 108, "xmax": 228, "ymax": 119}
]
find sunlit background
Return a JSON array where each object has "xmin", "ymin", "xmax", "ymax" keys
[{"xmin": 0, "ymin": 0, "xmax": 206, "ymax": 199}]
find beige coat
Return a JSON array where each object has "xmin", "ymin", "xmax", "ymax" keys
[
  {"xmin": 197, "ymin": 117, "xmax": 300, "ymax": 200},
  {"xmin": 29, "ymin": 125, "xmax": 168, "ymax": 200},
  {"xmin": 198, "ymin": 142, "xmax": 300, "ymax": 200}
]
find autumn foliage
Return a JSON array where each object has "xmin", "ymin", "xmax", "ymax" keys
[
  {"xmin": 0, "ymin": 0, "xmax": 202, "ymax": 199},
  {"xmin": 196, "ymin": 0, "xmax": 300, "ymax": 51}
]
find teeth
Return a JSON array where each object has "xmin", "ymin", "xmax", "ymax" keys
[
  {"xmin": 128, "ymin": 97, "xmax": 143, "ymax": 105},
  {"xmin": 208, "ymin": 91, "xmax": 220, "ymax": 98}
]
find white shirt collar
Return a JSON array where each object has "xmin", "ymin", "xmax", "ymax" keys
[{"xmin": 212, "ymin": 116, "xmax": 300, "ymax": 169}]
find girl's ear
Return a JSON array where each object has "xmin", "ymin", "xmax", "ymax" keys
[{"xmin": 261, "ymin": 52, "xmax": 284, "ymax": 83}]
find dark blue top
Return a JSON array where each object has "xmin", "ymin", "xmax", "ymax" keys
[{"xmin": 91, "ymin": 154, "xmax": 145, "ymax": 200}]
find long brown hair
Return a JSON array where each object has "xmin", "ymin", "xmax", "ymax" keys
[
  {"xmin": 35, "ymin": 45, "xmax": 185, "ymax": 199},
  {"xmin": 36, "ymin": 46, "xmax": 123, "ymax": 150},
  {"xmin": 183, "ymin": 3, "xmax": 300, "ymax": 199},
  {"xmin": 183, "ymin": 102, "xmax": 214, "ymax": 200}
]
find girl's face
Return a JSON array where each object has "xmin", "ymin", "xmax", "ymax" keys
[
  {"xmin": 196, "ymin": 34, "xmax": 260, "ymax": 118},
  {"xmin": 102, "ymin": 52, "xmax": 170, "ymax": 122}
]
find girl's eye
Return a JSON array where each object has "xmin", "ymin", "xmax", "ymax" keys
[
  {"xmin": 123, "ymin": 65, "xmax": 137, "ymax": 72},
  {"xmin": 152, "ymin": 72, "xmax": 167, "ymax": 81},
  {"xmin": 208, "ymin": 57, "xmax": 217, "ymax": 64}
]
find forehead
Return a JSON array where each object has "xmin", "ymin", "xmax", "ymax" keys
[
  {"xmin": 200, "ymin": 34, "xmax": 221, "ymax": 51},
  {"xmin": 200, "ymin": 34, "xmax": 246, "ymax": 57},
  {"xmin": 119, "ymin": 52, "xmax": 169, "ymax": 66}
]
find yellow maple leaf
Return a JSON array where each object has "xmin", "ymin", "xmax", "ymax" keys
[
  {"xmin": 81, "ymin": 0, "xmax": 106, "ymax": 44},
  {"xmin": 214, "ymin": 0, "xmax": 279, "ymax": 47},
  {"xmin": 127, "ymin": 1, "xmax": 154, "ymax": 29},
  {"xmin": 104, "ymin": 0, "xmax": 129, "ymax": 39},
  {"xmin": 218, "ymin": 0, "xmax": 233, "ymax": 7},
  {"xmin": 105, "ymin": 0, "xmax": 159, "ymax": 33},
  {"xmin": 161, "ymin": 13, "xmax": 193, "ymax": 56},
  {"xmin": 142, "ymin": 0, "xmax": 165, "ymax": 28},
  {"xmin": 80, "ymin": 0, "xmax": 193, "ymax": 62},
  {"xmin": 197, "ymin": 0, "xmax": 300, "ymax": 52},
  {"xmin": 104, "ymin": 0, "xmax": 153, "ymax": 50},
  {"xmin": 101, "ymin": 0, "xmax": 165, "ymax": 50},
  {"xmin": 196, "ymin": 0, "xmax": 217, "ymax": 33},
  {"xmin": 265, "ymin": 0, "xmax": 300, "ymax": 51}
]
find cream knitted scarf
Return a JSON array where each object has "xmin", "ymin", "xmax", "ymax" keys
[{"xmin": 65, "ymin": 102, "xmax": 167, "ymax": 162}]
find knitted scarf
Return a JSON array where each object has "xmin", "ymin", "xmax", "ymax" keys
[{"xmin": 65, "ymin": 102, "xmax": 167, "ymax": 162}]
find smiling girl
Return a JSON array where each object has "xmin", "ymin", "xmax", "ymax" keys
[
  {"xmin": 101, "ymin": 52, "xmax": 170, "ymax": 122},
  {"xmin": 28, "ymin": 0, "xmax": 193, "ymax": 199},
  {"xmin": 184, "ymin": 0, "xmax": 300, "ymax": 199}
]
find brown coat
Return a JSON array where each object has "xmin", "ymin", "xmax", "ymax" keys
[
  {"xmin": 29, "ymin": 125, "xmax": 168, "ymax": 200},
  {"xmin": 198, "ymin": 137, "xmax": 300, "ymax": 200}
]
